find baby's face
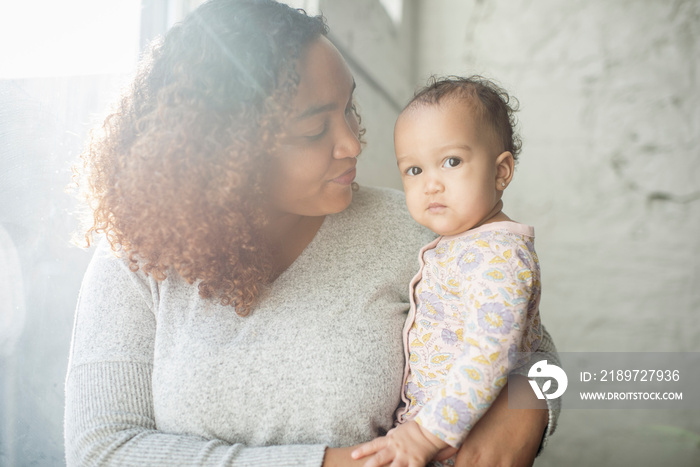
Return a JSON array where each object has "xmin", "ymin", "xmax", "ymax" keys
[{"xmin": 395, "ymin": 100, "xmax": 502, "ymax": 236}]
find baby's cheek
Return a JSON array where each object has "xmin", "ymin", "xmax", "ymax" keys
[
  {"xmin": 403, "ymin": 186, "xmax": 418, "ymax": 204},
  {"xmin": 405, "ymin": 195, "xmax": 422, "ymax": 223}
]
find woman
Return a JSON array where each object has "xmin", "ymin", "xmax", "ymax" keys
[{"xmin": 65, "ymin": 1, "xmax": 559, "ymax": 465}]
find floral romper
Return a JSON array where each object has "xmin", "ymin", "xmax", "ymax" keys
[{"xmin": 396, "ymin": 221, "xmax": 543, "ymax": 449}]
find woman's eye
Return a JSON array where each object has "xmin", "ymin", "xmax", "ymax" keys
[
  {"xmin": 406, "ymin": 167, "xmax": 422, "ymax": 176},
  {"xmin": 305, "ymin": 125, "xmax": 327, "ymax": 140},
  {"xmin": 443, "ymin": 157, "xmax": 461, "ymax": 168}
]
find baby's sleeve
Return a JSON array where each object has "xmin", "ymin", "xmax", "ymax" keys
[{"xmin": 414, "ymin": 233, "xmax": 543, "ymax": 447}]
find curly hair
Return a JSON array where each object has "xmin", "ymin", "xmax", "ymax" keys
[
  {"xmin": 405, "ymin": 75, "xmax": 522, "ymax": 161},
  {"xmin": 72, "ymin": 0, "xmax": 334, "ymax": 316}
]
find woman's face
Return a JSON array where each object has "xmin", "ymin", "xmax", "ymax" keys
[{"xmin": 266, "ymin": 36, "xmax": 361, "ymax": 218}]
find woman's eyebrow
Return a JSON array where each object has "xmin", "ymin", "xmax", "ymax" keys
[
  {"xmin": 296, "ymin": 79, "xmax": 356, "ymax": 120},
  {"xmin": 296, "ymin": 102, "xmax": 337, "ymax": 120}
]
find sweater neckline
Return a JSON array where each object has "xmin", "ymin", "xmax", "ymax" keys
[{"xmin": 270, "ymin": 213, "xmax": 331, "ymax": 286}]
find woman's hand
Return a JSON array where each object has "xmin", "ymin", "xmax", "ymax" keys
[
  {"xmin": 323, "ymin": 447, "xmax": 370, "ymax": 467},
  {"xmin": 444, "ymin": 375, "xmax": 548, "ymax": 467}
]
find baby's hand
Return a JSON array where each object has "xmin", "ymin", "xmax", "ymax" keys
[{"xmin": 350, "ymin": 421, "xmax": 449, "ymax": 467}]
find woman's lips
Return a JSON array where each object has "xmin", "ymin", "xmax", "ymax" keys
[{"xmin": 331, "ymin": 167, "xmax": 356, "ymax": 185}]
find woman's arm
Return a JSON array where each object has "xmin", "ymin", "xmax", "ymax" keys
[
  {"xmin": 447, "ymin": 325, "xmax": 560, "ymax": 467},
  {"xmin": 323, "ymin": 447, "xmax": 371, "ymax": 467},
  {"xmin": 64, "ymin": 243, "xmax": 328, "ymax": 466},
  {"xmin": 445, "ymin": 375, "xmax": 547, "ymax": 467}
]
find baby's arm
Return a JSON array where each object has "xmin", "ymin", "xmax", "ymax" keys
[
  {"xmin": 350, "ymin": 420, "xmax": 448, "ymax": 467},
  {"xmin": 414, "ymin": 234, "xmax": 543, "ymax": 448}
]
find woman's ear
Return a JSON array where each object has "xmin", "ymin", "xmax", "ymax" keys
[{"xmin": 495, "ymin": 151, "xmax": 514, "ymax": 191}]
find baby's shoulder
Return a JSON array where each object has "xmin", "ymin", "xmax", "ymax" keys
[
  {"xmin": 456, "ymin": 223, "xmax": 535, "ymax": 251},
  {"xmin": 442, "ymin": 226, "xmax": 538, "ymax": 266}
]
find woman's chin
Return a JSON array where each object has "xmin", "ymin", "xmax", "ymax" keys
[{"xmin": 324, "ymin": 187, "xmax": 354, "ymax": 214}]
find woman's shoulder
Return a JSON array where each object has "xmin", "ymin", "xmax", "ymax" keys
[
  {"xmin": 346, "ymin": 185, "xmax": 412, "ymax": 224},
  {"xmin": 81, "ymin": 239, "xmax": 159, "ymax": 309},
  {"xmin": 351, "ymin": 186, "xmax": 406, "ymax": 209},
  {"xmin": 338, "ymin": 185, "xmax": 435, "ymax": 246}
]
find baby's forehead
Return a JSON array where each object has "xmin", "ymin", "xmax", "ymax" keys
[
  {"xmin": 401, "ymin": 95, "xmax": 482, "ymax": 123},
  {"xmin": 399, "ymin": 97, "xmax": 497, "ymax": 142},
  {"xmin": 395, "ymin": 96, "xmax": 502, "ymax": 154}
]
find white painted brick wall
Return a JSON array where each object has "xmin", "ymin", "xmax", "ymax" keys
[
  {"xmin": 413, "ymin": 1, "xmax": 700, "ymax": 465},
  {"xmin": 319, "ymin": 0, "xmax": 416, "ymax": 190}
]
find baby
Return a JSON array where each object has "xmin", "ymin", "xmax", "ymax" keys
[{"xmin": 353, "ymin": 76, "xmax": 543, "ymax": 466}]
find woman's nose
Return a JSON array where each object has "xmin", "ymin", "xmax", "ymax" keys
[{"xmin": 333, "ymin": 119, "xmax": 362, "ymax": 159}]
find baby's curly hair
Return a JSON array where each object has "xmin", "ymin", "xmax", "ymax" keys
[
  {"xmin": 405, "ymin": 75, "xmax": 522, "ymax": 160},
  {"xmin": 72, "ymin": 0, "xmax": 333, "ymax": 316}
]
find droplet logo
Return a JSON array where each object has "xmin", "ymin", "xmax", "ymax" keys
[{"xmin": 528, "ymin": 359, "xmax": 568, "ymax": 400}]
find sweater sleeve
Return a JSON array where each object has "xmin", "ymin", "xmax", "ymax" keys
[
  {"xmin": 64, "ymin": 243, "xmax": 327, "ymax": 467},
  {"xmin": 512, "ymin": 324, "xmax": 561, "ymax": 454}
]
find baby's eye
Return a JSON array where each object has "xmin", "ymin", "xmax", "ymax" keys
[
  {"xmin": 406, "ymin": 167, "xmax": 422, "ymax": 176},
  {"xmin": 443, "ymin": 157, "xmax": 461, "ymax": 168}
]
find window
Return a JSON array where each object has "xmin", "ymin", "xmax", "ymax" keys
[
  {"xmin": 281, "ymin": 0, "xmax": 320, "ymax": 15},
  {"xmin": 0, "ymin": 0, "xmax": 141, "ymax": 78},
  {"xmin": 379, "ymin": 0, "xmax": 402, "ymax": 25}
]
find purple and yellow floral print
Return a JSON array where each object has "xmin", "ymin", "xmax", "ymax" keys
[{"xmin": 398, "ymin": 222, "xmax": 543, "ymax": 448}]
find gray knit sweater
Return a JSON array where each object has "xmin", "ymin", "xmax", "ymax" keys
[{"xmin": 64, "ymin": 186, "xmax": 559, "ymax": 466}]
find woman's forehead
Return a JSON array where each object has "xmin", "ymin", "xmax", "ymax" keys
[{"xmin": 293, "ymin": 37, "xmax": 354, "ymax": 114}]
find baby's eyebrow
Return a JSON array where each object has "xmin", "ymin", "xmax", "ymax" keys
[
  {"xmin": 395, "ymin": 155, "xmax": 417, "ymax": 168},
  {"xmin": 439, "ymin": 143, "xmax": 473, "ymax": 152}
]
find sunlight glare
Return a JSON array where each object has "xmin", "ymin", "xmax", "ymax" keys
[{"xmin": 0, "ymin": 0, "xmax": 141, "ymax": 79}]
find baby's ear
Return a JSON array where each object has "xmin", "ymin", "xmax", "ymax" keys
[{"xmin": 495, "ymin": 151, "xmax": 514, "ymax": 191}]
